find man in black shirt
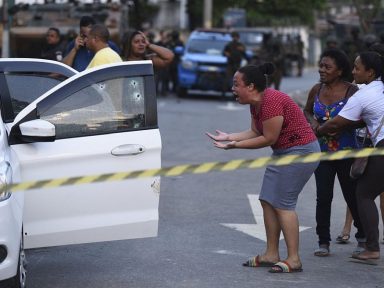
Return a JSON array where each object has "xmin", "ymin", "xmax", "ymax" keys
[
  {"xmin": 41, "ymin": 27, "xmax": 66, "ymax": 61},
  {"xmin": 223, "ymin": 31, "xmax": 246, "ymax": 91}
]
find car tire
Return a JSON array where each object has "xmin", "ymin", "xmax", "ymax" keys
[
  {"xmin": 0, "ymin": 231, "xmax": 27, "ymax": 288},
  {"xmin": 177, "ymin": 87, "xmax": 188, "ymax": 98}
]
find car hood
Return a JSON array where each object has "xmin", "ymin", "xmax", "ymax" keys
[{"xmin": 182, "ymin": 53, "xmax": 227, "ymax": 64}]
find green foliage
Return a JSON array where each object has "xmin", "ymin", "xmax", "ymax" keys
[
  {"xmin": 186, "ymin": 0, "xmax": 327, "ymax": 28},
  {"xmin": 129, "ymin": 0, "xmax": 160, "ymax": 30}
]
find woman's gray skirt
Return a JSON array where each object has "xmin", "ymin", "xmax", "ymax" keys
[{"xmin": 259, "ymin": 140, "xmax": 320, "ymax": 210}]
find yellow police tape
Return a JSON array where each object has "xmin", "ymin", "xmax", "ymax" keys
[{"xmin": 10, "ymin": 147, "xmax": 384, "ymax": 192}]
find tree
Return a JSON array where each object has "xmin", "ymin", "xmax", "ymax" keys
[
  {"xmin": 351, "ymin": 0, "xmax": 381, "ymax": 33},
  {"xmin": 185, "ymin": 0, "xmax": 327, "ymax": 29},
  {"xmin": 129, "ymin": 0, "xmax": 159, "ymax": 30}
]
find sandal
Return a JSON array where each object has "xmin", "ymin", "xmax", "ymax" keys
[
  {"xmin": 269, "ymin": 261, "xmax": 303, "ymax": 273},
  {"xmin": 336, "ymin": 233, "xmax": 350, "ymax": 244},
  {"xmin": 314, "ymin": 244, "xmax": 330, "ymax": 257},
  {"xmin": 242, "ymin": 255, "xmax": 275, "ymax": 267}
]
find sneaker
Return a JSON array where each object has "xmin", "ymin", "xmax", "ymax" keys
[
  {"xmin": 314, "ymin": 244, "xmax": 330, "ymax": 257},
  {"xmin": 352, "ymin": 242, "xmax": 366, "ymax": 257}
]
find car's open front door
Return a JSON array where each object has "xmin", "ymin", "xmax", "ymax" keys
[{"xmin": 8, "ymin": 61, "xmax": 161, "ymax": 249}]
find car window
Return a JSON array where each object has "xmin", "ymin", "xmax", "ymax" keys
[
  {"xmin": 5, "ymin": 72, "xmax": 68, "ymax": 119},
  {"xmin": 187, "ymin": 39, "xmax": 229, "ymax": 55},
  {"xmin": 239, "ymin": 32, "xmax": 263, "ymax": 46},
  {"xmin": 40, "ymin": 76, "xmax": 146, "ymax": 139}
]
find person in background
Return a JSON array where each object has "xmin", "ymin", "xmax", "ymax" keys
[
  {"xmin": 62, "ymin": 16, "xmax": 120, "ymax": 71},
  {"xmin": 122, "ymin": 30, "xmax": 174, "ymax": 69},
  {"xmin": 41, "ymin": 27, "xmax": 66, "ymax": 61},
  {"xmin": 258, "ymin": 33, "xmax": 284, "ymax": 90},
  {"xmin": 85, "ymin": 24, "xmax": 122, "ymax": 69},
  {"xmin": 167, "ymin": 30, "xmax": 184, "ymax": 93},
  {"xmin": 341, "ymin": 27, "xmax": 364, "ymax": 68},
  {"xmin": 318, "ymin": 51, "xmax": 384, "ymax": 262},
  {"xmin": 207, "ymin": 63, "xmax": 319, "ymax": 273},
  {"xmin": 304, "ymin": 48, "xmax": 365, "ymax": 257},
  {"xmin": 296, "ymin": 35, "xmax": 304, "ymax": 77},
  {"xmin": 155, "ymin": 30, "xmax": 171, "ymax": 95},
  {"xmin": 223, "ymin": 31, "xmax": 247, "ymax": 91},
  {"xmin": 324, "ymin": 35, "xmax": 339, "ymax": 50}
]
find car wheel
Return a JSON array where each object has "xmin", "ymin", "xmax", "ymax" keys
[
  {"xmin": 177, "ymin": 87, "xmax": 188, "ymax": 98},
  {"xmin": 2, "ymin": 232, "xmax": 27, "ymax": 288}
]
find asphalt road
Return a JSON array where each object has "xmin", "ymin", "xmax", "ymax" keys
[{"xmin": 25, "ymin": 67, "xmax": 384, "ymax": 288}]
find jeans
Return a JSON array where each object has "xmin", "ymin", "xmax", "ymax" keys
[{"xmin": 315, "ymin": 158, "xmax": 365, "ymax": 245}]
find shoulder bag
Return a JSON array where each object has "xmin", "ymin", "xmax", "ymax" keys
[{"xmin": 350, "ymin": 116, "xmax": 384, "ymax": 179}]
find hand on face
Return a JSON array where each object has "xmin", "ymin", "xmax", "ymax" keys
[
  {"xmin": 75, "ymin": 35, "xmax": 85, "ymax": 50},
  {"xmin": 139, "ymin": 31, "xmax": 150, "ymax": 48}
]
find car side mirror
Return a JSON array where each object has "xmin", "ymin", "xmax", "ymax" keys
[
  {"xmin": 16, "ymin": 119, "xmax": 55, "ymax": 143},
  {"xmin": 174, "ymin": 46, "xmax": 184, "ymax": 55}
]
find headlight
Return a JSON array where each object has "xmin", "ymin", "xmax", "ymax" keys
[
  {"xmin": 181, "ymin": 60, "xmax": 197, "ymax": 70},
  {"xmin": 0, "ymin": 161, "xmax": 12, "ymax": 201}
]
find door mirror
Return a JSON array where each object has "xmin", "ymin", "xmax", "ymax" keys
[
  {"xmin": 174, "ymin": 46, "xmax": 184, "ymax": 55},
  {"xmin": 17, "ymin": 119, "xmax": 55, "ymax": 142}
]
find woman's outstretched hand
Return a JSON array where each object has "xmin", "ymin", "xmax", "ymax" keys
[
  {"xmin": 206, "ymin": 130, "xmax": 236, "ymax": 150},
  {"xmin": 206, "ymin": 130, "xmax": 229, "ymax": 141}
]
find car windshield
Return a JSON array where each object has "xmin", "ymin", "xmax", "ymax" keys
[
  {"xmin": 238, "ymin": 31, "xmax": 264, "ymax": 46},
  {"xmin": 187, "ymin": 39, "xmax": 229, "ymax": 55}
]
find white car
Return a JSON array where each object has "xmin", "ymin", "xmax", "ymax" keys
[{"xmin": 0, "ymin": 59, "xmax": 161, "ymax": 287}]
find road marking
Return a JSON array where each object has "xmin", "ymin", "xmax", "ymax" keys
[
  {"xmin": 213, "ymin": 250, "xmax": 248, "ymax": 257},
  {"xmin": 217, "ymin": 101, "xmax": 245, "ymax": 111},
  {"xmin": 221, "ymin": 194, "xmax": 311, "ymax": 242}
]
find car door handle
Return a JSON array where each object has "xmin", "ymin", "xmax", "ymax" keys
[{"xmin": 111, "ymin": 144, "xmax": 146, "ymax": 156}]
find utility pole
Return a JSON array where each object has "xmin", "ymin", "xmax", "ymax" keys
[
  {"xmin": 179, "ymin": 0, "xmax": 187, "ymax": 30},
  {"xmin": 2, "ymin": 0, "xmax": 10, "ymax": 57},
  {"xmin": 203, "ymin": 0, "xmax": 212, "ymax": 28}
]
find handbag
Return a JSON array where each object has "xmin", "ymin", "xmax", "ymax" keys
[
  {"xmin": 350, "ymin": 116, "xmax": 384, "ymax": 179},
  {"xmin": 350, "ymin": 156, "xmax": 369, "ymax": 179}
]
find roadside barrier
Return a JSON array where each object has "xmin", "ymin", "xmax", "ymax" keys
[{"xmin": 10, "ymin": 147, "xmax": 384, "ymax": 192}]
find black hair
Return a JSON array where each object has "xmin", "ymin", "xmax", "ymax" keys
[
  {"xmin": 123, "ymin": 30, "xmax": 144, "ymax": 59},
  {"xmin": 368, "ymin": 43, "xmax": 384, "ymax": 57},
  {"xmin": 231, "ymin": 31, "xmax": 239, "ymax": 38},
  {"xmin": 237, "ymin": 63, "xmax": 275, "ymax": 92},
  {"xmin": 80, "ymin": 16, "xmax": 96, "ymax": 28},
  {"xmin": 358, "ymin": 51, "xmax": 384, "ymax": 84},
  {"xmin": 320, "ymin": 48, "xmax": 352, "ymax": 81},
  {"xmin": 47, "ymin": 27, "xmax": 60, "ymax": 38}
]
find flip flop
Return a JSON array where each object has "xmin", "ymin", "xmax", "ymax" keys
[
  {"xmin": 336, "ymin": 233, "xmax": 350, "ymax": 244},
  {"xmin": 268, "ymin": 261, "xmax": 303, "ymax": 273},
  {"xmin": 242, "ymin": 255, "xmax": 275, "ymax": 267}
]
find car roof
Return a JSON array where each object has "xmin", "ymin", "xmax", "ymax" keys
[
  {"xmin": 232, "ymin": 27, "xmax": 273, "ymax": 33},
  {"xmin": 190, "ymin": 28, "xmax": 232, "ymax": 41}
]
